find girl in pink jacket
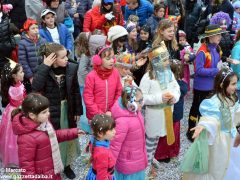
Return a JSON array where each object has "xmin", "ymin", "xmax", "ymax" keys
[
  {"xmin": 83, "ymin": 46, "xmax": 122, "ymax": 120},
  {"xmin": 110, "ymin": 86, "xmax": 147, "ymax": 180}
]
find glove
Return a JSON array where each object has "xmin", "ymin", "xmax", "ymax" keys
[{"xmin": 105, "ymin": 12, "xmax": 115, "ymax": 21}]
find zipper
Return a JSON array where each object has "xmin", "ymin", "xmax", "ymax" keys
[{"xmin": 105, "ymin": 80, "xmax": 108, "ymax": 112}]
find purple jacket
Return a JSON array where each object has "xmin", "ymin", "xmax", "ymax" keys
[
  {"xmin": 110, "ymin": 98, "xmax": 147, "ymax": 174},
  {"xmin": 193, "ymin": 44, "xmax": 219, "ymax": 91}
]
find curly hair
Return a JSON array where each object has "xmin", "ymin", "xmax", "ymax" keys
[{"xmin": 210, "ymin": 11, "xmax": 232, "ymax": 27}]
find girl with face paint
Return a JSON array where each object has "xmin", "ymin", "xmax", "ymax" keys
[{"xmin": 210, "ymin": 11, "xmax": 233, "ymax": 62}]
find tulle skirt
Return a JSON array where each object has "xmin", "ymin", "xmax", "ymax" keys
[
  {"xmin": 0, "ymin": 104, "xmax": 19, "ymax": 167},
  {"xmin": 86, "ymin": 167, "xmax": 116, "ymax": 180},
  {"xmin": 115, "ymin": 169, "xmax": 145, "ymax": 180}
]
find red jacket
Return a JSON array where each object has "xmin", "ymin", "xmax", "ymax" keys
[
  {"xmin": 83, "ymin": 68, "xmax": 122, "ymax": 120},
  {"xmin": 83, "ymin": 5, "xmax": 123, "ymax": 35},
  {"xmin": 12, "ymin": 113, "xmax": 79, "ymax": 180}
]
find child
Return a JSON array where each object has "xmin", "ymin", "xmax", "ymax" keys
[
  {"xmin": 86, "ymin": 114, "xmax": 116, "ymax": 180},
  {"xmin": 146, "ymin": 3, "xmax": 165, "ymax": 38},
  {"xmin": 139, "ymin": 41, "xmax": 180, "ymax": 176},
  {"xmin": 11, "ymin": 93, "xmax": 84, "ymax": 179},
  {"xmin": 155, "ymin": 60, "xmax": 188, "ymax": 161},
  {"xmin": 187, "ymin": 24, "xmax": 226, "ymax": 142},
  {"xmin": 18, "ymin": 18, "xmax": 46, "ymax": 93},
  {"xmin": 107, "ymin": 25, "xmax": 128, "ymax": 55},
  {"xmin": 178, "ymin": 30, "xmax": 195, "ymax": 90},
  {"xmin": 183, "ymin": 66, "xmax": 240, "ymax": 179},
  {"xmin": 152, "ymin": 19, "xmax": 179, "ymax": 60},
  {"xmin": 0, "ymin": 60, "xmax": 26, "ymax": 168},
  {"xmin": 231, "ymin": 30, "xmax": 240, "ymax": 100},
  {"xmin": 39, "ymin": 9, "xmax": 73, "ymax": 55},
  {"xmin": 125, "ymin": 22, "xmax": 138, "ymax": 54},
  {"xmin": 110, "ymin": 86, "xmax": 147, "ymax": 180},
  {"xmin": 115, "ymin": 53, "xmax": 138, "ymax": 87},
  {"xmin": 75, "ymin": 32, "xmax": 107, "ymax": 133},
  {"xmin": 83, "ymin": 46, "xmax": 122, "ymax": 120},
  {"xmin": 32, "ymin": 43, "xmax": 82, "ymax": 179}
]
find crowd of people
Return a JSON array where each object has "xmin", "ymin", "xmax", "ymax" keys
[{"xmin": 0, "ymin": 0, "xmax": 240, "ymax": 179}]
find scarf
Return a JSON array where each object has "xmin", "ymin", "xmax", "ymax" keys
[
  {"xmin": 36, "ymin": 121, "xmax": 64, "ymax": 174},
  {"xmin": 94, "ymin": 65, "xmax": 113, "ymax": 80}
]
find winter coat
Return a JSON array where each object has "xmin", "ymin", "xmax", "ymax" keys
[
  {"xmin": 146, "ymin": 15, "xmax": 163, "ymax": 38},
  {"xmin": 18, "ymin": 34, "xmax": 46, "ymax": 79},
  {"xmin": 110, "ymin": 98, "xmax": 148, "ymax": 174},
  {"xmin": 65, "ymin": 0, "xmax": 93, "ymax": 17},
  {"xmin": 83, "ymin": 68, "xmax": 122, "ymax": 120},
  {"xmin": 83, "ymin": 5, "xmax": 124, "ymax": 35},
  {"xmin": 125, "ymin": 0, "xmax": 153, "ymax": 27},
  {"xmin": 231, "ymin": 40, "xmax": 240, "ymax": 90},
  {"xmin": 77, "ymin": 54, "xmax": 92, "ymax": 87},
  {"xmin": 173, "ymin": 80, "xmax": 188, "ymax": 121},
  {"xmin": 0, "ymin": 15, "xmax": 14, "ymax": 57},
  {"xmin": 25, "ymin": 0, "xmax": 45, "ymax": 21},
  {"xmin": 12, "ymin": 113, "xmax": 79, "ymax": 180},
  {"xmin": 8, "ymin": 0, "xmax": 27, "ymax": 30},
  {"xmin": 32, "ymin": 62, "xmax": 83, "ymax": 130},
  {"xmin": 39, "ymin": 23, "xmax": 73, "ymax": 51},
  {"xmin": 184, "ymin": 1, "xmax": 202, "ymax": 45},
  {"xmin": 219, "ymin": 32, "xmax": 233, "ymax": 62}
]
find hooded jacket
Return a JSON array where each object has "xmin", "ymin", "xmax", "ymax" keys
[{"xmin": 110, "ymin": 98, "xmax": 147, "ymax": 174}]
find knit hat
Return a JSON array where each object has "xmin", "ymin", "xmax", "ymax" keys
[
  {"xmin": 21, "ymin": 18, "xmax": 38, "ymax": 32},
  {"xmin": 107, "ymin": 25, "xmax": 128, "ymax": 42},
  {"xmin": 126, "ymin": 22, "xmax": 136, "ymax": 33},
  {"xmin": 233, "ymin": 1, "xmax": 240, "ymax": 9},
  {"xmin": 178, "ymin": 30, "xmax": 186, "ymax": 37}
]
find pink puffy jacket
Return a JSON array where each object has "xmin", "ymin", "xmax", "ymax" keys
[
  {"xmin": 110, "ymin": 98, "xmax": 148, "ymax": 174},
  {"xmin": 83, "ymin": 68, "xmax": 122, "ymax": 120}
]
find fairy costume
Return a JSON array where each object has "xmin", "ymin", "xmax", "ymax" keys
[
  {"xmin": 86, "ymin": 137, "xmax": 116, "ymax": 180},
  {"xmin": 0, "ymin": 81, "xmax": 26, "ymax": 167},
  {"xmin": 183, "ymin": 94, "xmax": 240, "ymax": 180}
]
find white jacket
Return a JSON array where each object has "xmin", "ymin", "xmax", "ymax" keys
[{"xmin": 139, "ymin": 71, "xmax": 180, "ymax": 137}]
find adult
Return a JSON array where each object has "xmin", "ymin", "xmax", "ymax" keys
[
  {"xmin": 25, "ymin": 0, "xmax": 45, "ymax": 21},
  {"xmin": 7, "ymin": 0, "xmax": 27, "ymax": 30},
  {"xmin": 184, "ymin": 0, "xmax": 202, "ymax": 46},
  {"xmin": 83, "ymin": 0, "xmax": 124, "ymax": 35},
  {"xmin": 43, "ymin": 0, "xmax": 68, "ymax": 24},
  {"xmin": 124, "ymin": 0, "xmax": 153, "ymax": 27},
  {"xmin": 0, "ymin": 2, "xmax": 18, "ymax": 75}
]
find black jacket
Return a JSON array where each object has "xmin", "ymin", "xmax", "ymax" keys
[
  {"xmin": 6, "ymin": 0, "xmax": 27, "ymax": 29},
  {"xmin": 32, "ymin": 62, "xmax": 83, "ymax": 129}
]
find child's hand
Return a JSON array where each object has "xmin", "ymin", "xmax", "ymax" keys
[
  {"xmin": 135, "ymin": 57, "xmax": 147, "ymax": 67},
  {"xmin": 184, "ymin": 53, "xmax": 190, "ymax": 62},
  {"xmin": 44, "ymin": 53, "xmax": 56, "ymax": 67},
  {"xmin": 227, "ymin": 58, "xmax": 240, "ymax": 65},
  {"xmin": 234, "ymin": 133, "xmax": 240, "ymax": 147},
  {"xmin": 78, "ymin": 129, "xmax": 85, "ymax": 136},
  {"xmin": 191, "ymin": 126, "xmax": 204, "ymax": 139},
  {"xmin": 162, "ymin": 92, "xmax": 173, "ymax": 103},
  {"xmin": 167, "ymin": 97, "xmax": 176, "ymax": 105},
  {"xmin": 106, "ymin": 111, "xmax": 112, "ymax": 117}
]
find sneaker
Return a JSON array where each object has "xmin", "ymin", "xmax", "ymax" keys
[
  {"xmin": 64, "ymin": 165, "xmax": 76, "ymax": 179},
  {"xmin": 152, "ymin": 158, "xmax": 161, "ymax": 169}
]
